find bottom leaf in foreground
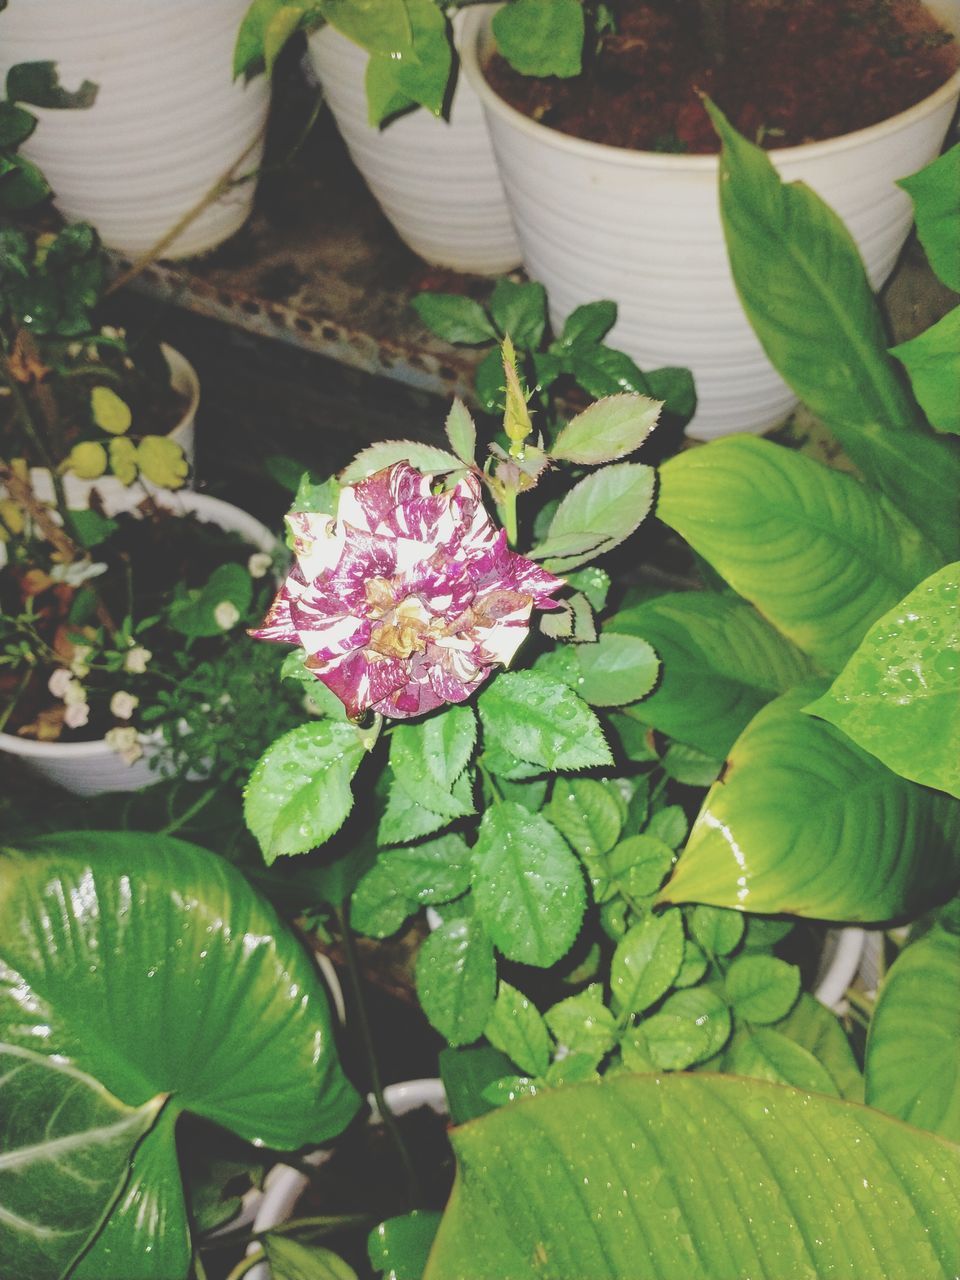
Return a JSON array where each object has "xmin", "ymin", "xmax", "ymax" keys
[{"xmin": 424, "ymin": 1074, "xmax": 960, "ymax": 1280}]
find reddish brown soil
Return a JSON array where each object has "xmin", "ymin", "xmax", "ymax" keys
[{"xmin": 485, "ymin": 0, "xmax": 959, "ymax": 153}]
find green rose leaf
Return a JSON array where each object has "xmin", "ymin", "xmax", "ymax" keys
[
  {"xmin": 484, "ymin": 981, "xmax": 551, "ymax": 1077},
  {"xmin": 426, "ymin": 1074, "xmax": 960, "ymax": 1280},
  {"xmin": 472, "ymin": 804, "xmax": 586, "ymax": 967},
  {"xmin": 0, "ymin": 1047, "xmax": 162, "ymax": 1280},
  {"xmin": 6, "ymin": 60, "xmax": 97, "ymax": 109},
  {"xmin": 607, "ymin": 834, "xmax": 676, "ymax": 901},
  {"xmin": 642, "ymin": 987, "xmax": 732, "ymax": 1070},
  {"xmin": 899, "ymin": 143, "xmax": 960, "ymax": 292},
  {"xmin": 657, "ymin": 435, "xmax": 939, "ymax": 673},
  {"xmin": 546, "ymin": 778, "xmax": 622, "ymax": 860},
  {"xmin": 487, "ymin": 278, "xmax": 546, "ymax": 350},
  {"xmin": 891, "ymin": 307, "xmax": 960, "ymax": 435},
  {"xmin": 611, "ymin": 909, "xmax": 685, "ymax": 1017},
  {"xmin": 645, "ymin": 805, "xmax": 689, "ymax": 849},
  {"xmin": 245, "ymin": 720, "xmax": 367, "ymax": 861},
  {"xmin": 545, "ymin": 985, "xmax": 617, "ymax": 1062},
  {"xmin": 806, "ymin": 563, "xmax": 960, "ymax": 798},
  {"xmin": 416, "ymin": 917, "xmax": 496, "ymax": 1046},
  {"xmin": 340, "ymin": 439, "xmax": 464, "ymax": 482},
  {"xmin": 661, "ymin": 684, "xmax": 960, "ymax": 921},
  {"xmin": 609, "ymin": 590, "xmax": 816, "ymax": 756},
  {"xmin": 707, "ymin": 99, "xmax": 960, "ymax": 561},
  {"xmin": 351, "ymin": 834, "xmax": 472, "ymax": 938},
  {"xmin": 0, "ymin": 834, "xmax": 358, "ymax": 1277},
  {"xmin": 390, "ymin": 704, "xmax": 477, "ymax": 818},
  {"xmin": 410, "ymin": 292, "xmax": 497, "ymax": 345},
  {"xmin": 478, "ymin": 671, "xmax": 612, "ymax": 773},
  {"xmin": 167, "ymin": 562, "xmax": 253, "ymax": 639},
  {"xmin": 541, "ymin": 461, "xmax": 656, "ymax": 571},
  {"xmin": 726, "ymin": 993, "xmax": 863, "ymax": 1101},
  {"xmin": 378, "ymin": 774, "xmax": 471, "ymax": 845},
  {"xmin": 492, "ymin": 0, "xmax": 585, "ymax": 78},
  {"xmin": 444, "ymin": 398, "xmax": 476, "ymax": 465},
  {"xmin": 550, "ymin": 394, "xmax": 661, "ymax": 465},
  {"xmin": 573, "ymin": 632, "xmax": 660, "ymax": 707},
  {"xmin": 724, "ymin": 954, "xmax": 801, "ymax": 1024},
  {"xmin": 866, "ymin": 927, "xmax": 960, "ymax": 1142},
  {"xmin": 558, "ymin": 299, "xmax": 617, "ymax": 349},
  {"xmin": 725, "ymin": 1027, "xmax": 843, "ymax": 1096},
  {"xmin": 690, "ymin": 905, "xmax": 745, "ymax": 957}
]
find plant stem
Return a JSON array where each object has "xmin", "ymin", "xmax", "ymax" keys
[
  {"xmin": 333, "ymin": 903, "xmax": 423, "ymax": 1208},
  {"xmin": 158, "ymin": 785, "xmax": 217, "ymax": 835},
  {"xmin": 502, "ymin": 487, "xmax": 518, "ymax": 547},
  {"xmin": 223, "ymin": 1251, "xmax": 263, "ymax": 1280}
]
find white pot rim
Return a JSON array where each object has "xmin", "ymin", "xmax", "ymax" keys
[
  {"xmin": 460, "ymin": 6, "xmax": 960, "ymax": 170},
  {"xmin": 0, "ymin": 487, "xmax": 277, "ymax": 764},
  {"xmin": 160, "ymin": 342, "xmax": 200, "ymax": 437}
]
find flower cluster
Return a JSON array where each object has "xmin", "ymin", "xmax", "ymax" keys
[{"xmin": 254, "ymin": 463, "xmax": 564, "ymax": 719}]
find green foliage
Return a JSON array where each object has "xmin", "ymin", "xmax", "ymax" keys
[
  {"xmin": 891, "ymin": 308, "xmax": 960, "ymax": 435},
  {"xmin": 415, "ymin": 917, "xmax": 497, "ymax": 1046},
  {"xmin": 0, "ymin": 834, "xmax": 357, "ymax": 1277},
  {"xmin": 492, "ymin": 0, "xmax": 585, "ymax": 77},
  {"xmin": 427, "ymin": 1075, "xmax": 960, "ymax": 1280},
  {"xmin": 540, "ymin": 462, "xmax": 656, "ymax": 572},
  {"xmin": 898, "ymin": 143, "xmax": 960, "ymax": 292},
  {"xmin": 807, "ymin": 563, "xmax": 960, "ymax": 798},
  {"xmin": 865, "ymin": 927, "xmax": 960, "ymax": 1141}
]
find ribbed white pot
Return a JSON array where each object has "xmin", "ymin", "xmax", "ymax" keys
[
  {"xmin": 462, "ymin": 3, "xmax": 960, "ymax": 439},
  {"xmin": 162, "ymin": 344, "xmax": 200, "ymax": 465},
  {"xmin": 246, "ymin": 1077, "xmax": 448, "ymax": 1280},
  {"xmin": 307, "ymin": 9, "xmax": 520, "ymax": 274},
  {"xmin": 0, "ymin": 484, "xmax": 276, "ymax": 796},
  {"xmin": 0, "ymin": 0, "xmax": 270, "ymax": 258}
]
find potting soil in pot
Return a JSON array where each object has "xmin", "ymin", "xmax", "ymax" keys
[{"xmin": 486, "ymin": 0, "xmax": 960, "ymax": 152}]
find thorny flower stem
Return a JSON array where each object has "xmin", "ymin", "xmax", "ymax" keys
[
  {"xmin": 333, "ymin": 903, "xmax": 424, "ymax": 1209},
  {"xmin": 502, "ymin": 486, "xmax": 519, "ymax": 547}
]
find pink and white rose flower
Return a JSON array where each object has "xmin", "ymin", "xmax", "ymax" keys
[{"xmin": 253, "ymin": 462, "xmax": 564, "ymax": 719}]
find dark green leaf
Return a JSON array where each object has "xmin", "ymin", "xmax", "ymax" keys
[
  {"xmin": 545, "ymin": 985, "xmax": 617, "ymax": 1061},
  {"xmin": 411, "ymin": 292, "xmax": 496, "ymax": 344},
  {"xmin": 244, "ymin": 720, "xmax": 366, "ymax": 861},
  {"xmin": 726, "ymin": 1027, "xmax": 841, "ymax": 1096},
  {"xmin": 609, "ymin": 591, "xmax": 815, "ymax": 757},
  {"xmin": 475, "ymin": 346, "xmax": 505, "ymax": 413},
  {"xmin": 472, "ymin": 804, "xmax": 586, "ymax": 967},
  {"xmin": 559, "ymin": 300, "xmax": 617, "ymax": 348},
  {"xmin": 657, "ymin": 435, "xmax": 940, "ymax": 672},
  {"xmin": 167, "ymin": 563, "xmax": 253, "ymax": 638},
  {"xmin": 6, "ymin": 61, "xmax": 97, "ymax": 109},
  {"xmin": 390, "ymin": 705, "xmax": 476, "ymax": 817},
  {"xmin": 416, "ymin": 917, "xmax": 496, "ymax": 1046},
  {"xmin": 547, "ymin": 778, "xmax": 622, "ymax": 859},
  {"xmin": 708, "ymin": 99, "xmax": 960, "ymax": 560},
  {"xmin": 661, "ymin": 741, "xmax": 722, "ymax": 786},
  {"xmin": 866, "ymin": 927, "xmax": 960, "ymax": 1141},
  {"xmin": 0, "ymin": 100, "xmax": 35, "ymax": 147},
  {"xmin": 806, "ymin": 563, "xmax": 960, "ymax": 799},
  {"xmin": 661, "ymin": 684, "xmax": 960, "ymax": 921},
  {"xmin": 488, "ymin": 278, "xmax": 546, "ymax": 350},
  {"xmin": 574, "ymin": 632, "xmax": 659, "ymax": 707}
]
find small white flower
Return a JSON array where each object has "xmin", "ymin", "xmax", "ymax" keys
[
  {"xmin": 85, "ymin": 344, "xmax": 100, "ymax": 362},
  {"xmin": 50, "ymin": 559, "xmax": 109, "ymax": 588},
  {"xmin": 100, "ymin": 325, "xmax": 119, "ymax": 339},
  {"xmin": 124, "ymin": 645, "xmax": 152, "ymax": 674},
  {"xmin": 64, "ymin": 701, "xmax": 90, "ymax": 729},
  {"xmin": 214, "ymin": 600, "xmax": 241, "ymax": 630},
  {"xmin": 62, "ymin": 680, "xmax": 88, "ymax": 708},
  {"xmin": 110, "ymin": 690, "xmax": 139, "ymax": 720},
  {"xmin": 48, "ymin": 668, "xmax": 73, "ymax": 699},
  {"xmin": 66, "ymin": 341, "xmax": 83, "ymax": 358},
  {"xmin": 105, "ymin": 725, "xmax": 143, "ymax": 765},
  {"xmin": 247, "ymin": 551, "xmax": 273, "ymax": 580},
  {"xmin": 70, "ymin": 644, "xmax": 92, "ymax": 678}
]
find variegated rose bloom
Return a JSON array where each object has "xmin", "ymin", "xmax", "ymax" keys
[{"xmin": 253, "ymin": 462, "xmax": 564, "ymax": 719}]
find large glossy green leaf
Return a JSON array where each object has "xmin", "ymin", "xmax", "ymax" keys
[
  {"xmin": 0, "ymin": 834, "xmax": 359, "ymax": 1276},
  {"xmin": 659, "ymin": 684, "xmax": 960, "ymax": 921},
  {"xmin": 899, "ymin": 144, "xmax": 960, "ymax": 292},
  {"xmin": 708, "ymin": 100, "xmax": 960, "ymax": 560},
  {"xmin": 865, "ymin": 927, "xmax": 960, "ymax": 1141},
  {"xmin": 657, "ymin": 436, "xmax": 940, "ymax": 672},
  {"xmin": 425, "ymin": 1074, "xmax": 960, "ymax": 1280},
  {"xmin": 0, "ymin": 1046, "xmax": 161, "ymax": 1280},
  {"xmin": 807, "ymin": 563, "xmax": 960, "ymax": 798},
  {"xmin": 609, "ymin": 590, "xmax": 815, "ymax": 755}
]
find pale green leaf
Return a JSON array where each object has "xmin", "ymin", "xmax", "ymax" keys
[
  {"xmin": 611, "ymin": 909, "xmax": 685, "ymax": 1017},
  {"xmin": 546, "ymin": 778, "xmax": 622, "ymax": 860},
  {"xmin": 899, "ymin": 144, "xmax": 960, "ymax": 292},
  {"xmin": 573, "ymin": 632, "xmax": 659, "ymax": 707},
  {"xmin": 543, "ymin": 462, "xmax": 655, "ymax": 571},
  {"xmin": 478, "ymin": 671, "xmax": 612, "ymax": 772},
  {"xmin": 416, "ymin": 918, "xmax": 496, "ymax": 1046},
  {"xmin": 390, "ymin": 705, "xmax": 477, "ymax": 818},
  {"xmin": 550, "ymin": 394, "xmax": 661, "ymax": 465},
  {"xmin": 492, "ymin": 0, "xmax": 584, "ymax": 77},
  {"xmin": 641, "ymin": 988, "xmax": 731, "ymax": 1070},
  {"xmin": 544, "ymin": 985, "xmax": 617, "ymax": 1061},
  {"xmin": 724, "ymin": 954, "xmax": 801, "ymax": 1024},
  {"xmin": 445, "ymin": 399, "xmax": 476, "ymax": 465},
  {"xmin": 806, "ymin": 562, "xmax": 960, "ymax": 798},
  {"xmin": 691, "ymin": 905, "xmax": 744, "ymax": 957},
  {"xmin": 264, "ymin": 1234, "xmax": 358, "ymax": 1279},
  {"xmin": 485, "ymin": 982, "xmax": 551, "ymax": 1077},
  {"xmin": 339, "ymin": 439, "xmax": 463, "ymax": 482}
]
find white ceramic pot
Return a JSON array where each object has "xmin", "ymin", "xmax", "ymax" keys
[
  {"xmin": 307, "ymin": 9, "xmax": 520, "ymax": 274},
  {"xmin": 814, "ymin": 927, "xmax": 867, "ymax": 1012},
  {"xmin": 245, "ymin": 1077, "xmax": 448, "ymax": 1280},
  {"xmin": 461, "ymin": 3, "xmax": 960, "ymax": 439},
  {"xmin": 0, "ymin": 483, "xmax": 277, "ymax": 795},
  {"xmin": 0, "ymin": 0, "xmax": 270, "ymax": 259},
  {"xmin": 162, "ymin": 343, "xmax": 200, "ymax": 465}
]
